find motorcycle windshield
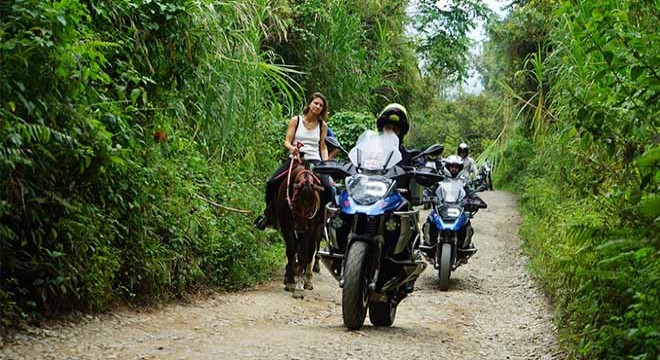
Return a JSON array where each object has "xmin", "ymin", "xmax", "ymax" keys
[
  {"xmin": 348, "ymin": 130, "xmax": 402, "ymax": 171},
  {"xmin": 436, "ymin": 179, "xmax": 466, "ymax": 204}
]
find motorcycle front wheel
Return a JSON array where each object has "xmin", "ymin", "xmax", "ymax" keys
[
  {"xmin": 342, "ymin": 241, "xmax": 370, "ymax": 330},
  {"xmin": 438, "ymin": 243, "xmax": 452, "ymax": 291},
  {"xmin": 369, "ymin": 299, "xmax": 397, "ymax": 327}
]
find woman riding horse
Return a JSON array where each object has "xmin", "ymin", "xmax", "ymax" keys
[
  {"xmin": 276, "ymin": 152, "xmax": 324, "ymax": 297},
  {"xmin": 254, "ymin": 92, "xmax": 331, "ymax": 297},
  {"xmin": 254, "ymin": 92, "xmax": 331, "ymax": 229}
]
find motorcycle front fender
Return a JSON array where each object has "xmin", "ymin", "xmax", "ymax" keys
[{"xmin": 435, "ymin": 231, "xmax": 457, "ymax": 267}]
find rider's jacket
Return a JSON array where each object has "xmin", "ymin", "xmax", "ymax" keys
[
  {"xmin": 459, "ymin": 156, "xmax": 477, "ymax": 181},
  {"xmin": 396, "ymin": 146, "xmax": 416, "ymax": 204}
]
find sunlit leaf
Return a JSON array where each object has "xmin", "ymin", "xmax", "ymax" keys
[{"xmin": 639, "ymin": 196, "xmax": 660, "ymax": 218}]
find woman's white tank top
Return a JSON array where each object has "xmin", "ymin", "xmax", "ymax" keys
[{"xmin": 292, "ymin": 115, "xmax": 321, "ymax": 161}]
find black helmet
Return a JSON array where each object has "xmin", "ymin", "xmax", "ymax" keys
[
  {"xmin": 458, "ymin": 143, "xmax": 469, "ymax": 158},
  {"xmin": 376, "ymin": 103, "xmax": 410, "ymax": 140},
  {"xmin": 444, "ymin": 155, "xmax": 464, "ymax": 178}
]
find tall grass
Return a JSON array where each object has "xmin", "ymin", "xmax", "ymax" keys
[{"xmin": 485, "ymin": 0, "xmax": 660, "ymax": 358}]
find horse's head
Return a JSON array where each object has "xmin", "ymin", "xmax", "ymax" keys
[{"xmin": 289, "ymin": 163, "xmax": 324, "ymax": 231}]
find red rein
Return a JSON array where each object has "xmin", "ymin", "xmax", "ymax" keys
[{"xmin": 286, "ymin": 144, "xmax": 323, "ymax": 219}]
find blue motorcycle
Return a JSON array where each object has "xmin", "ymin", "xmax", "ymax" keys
[
  {"xmin": 315, "ymin": 131, "xmax": 443, "ymax": 330},
  {"xmin": 421, "ymin": 177, "xmax": 487, "ymax": 291}
]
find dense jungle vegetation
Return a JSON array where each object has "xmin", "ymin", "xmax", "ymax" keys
[
  {"xmin": 482, "ymin": 0, "xmax": 659, "ymax": 358},
  {"xmin": 1, "ymin": 0, "xmax": 658, "ymax": 358}
]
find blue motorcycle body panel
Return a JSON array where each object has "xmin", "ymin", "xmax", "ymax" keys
[
  {"xmin": 339, "ymin": 190, "xmax": 405, "ymax": 216},
  {"xmin": 430, "ymin": 209, "xmax": 468, "ymax": 231}
]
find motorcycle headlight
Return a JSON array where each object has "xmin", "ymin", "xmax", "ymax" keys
[
  {"xmin": 440, "ymin": 207, "xmax": 461, "ymax": 218},
  {"xmin": 346, "ymin": 175, "xmax": 392, "ymax": 205}
]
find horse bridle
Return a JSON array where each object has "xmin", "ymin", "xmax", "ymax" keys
[
  {"xmin": 291, "ymin": 169, "xmax": 324, "ymax": 220},
  {"xmin": 286, "ymin": 144, "xmax": 323, "ymax": 220}
]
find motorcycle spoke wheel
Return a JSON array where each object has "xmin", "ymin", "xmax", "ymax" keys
[{"xmin": 438, "ymin": 243, "xmax": 452, "ymax": 291}]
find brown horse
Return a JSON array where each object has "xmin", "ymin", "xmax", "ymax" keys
[{"xmin": 274, "ymin": 160, "xmax": 324, "ymax": 299}]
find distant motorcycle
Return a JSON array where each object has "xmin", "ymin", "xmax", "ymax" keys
[
  {"xmin": 475, "ymin": 160, "xmax": 493, "ymax": 191},
  {"xmin": 421, "ymin": 178, "xmax": 487, "ymax": 291}
]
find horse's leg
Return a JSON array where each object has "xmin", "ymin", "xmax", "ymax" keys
[
  {"xmin": 293, "ymin": 258, "xmax": 305, "ymax": 299},
  {"xmin": 304, "ymin": 261, "xmax": 314, "ymax": 290},
  {"xmin": 292, "ymin": 233, "xmax": 307, "ymax": 298},
  {"xmin": 312, "ymin": 235, "xmax": 321, "ymax": 273},
  {"xmin": 304, "ymin": 231, "xmax": 319, "ymax": 291},
  {"xmin": 284, "ymin": 233, "xmax": 296, "ymax": 292},
  {"xmin": 314, "ymin": 179, "xmax": 327, "ymax": 274}
]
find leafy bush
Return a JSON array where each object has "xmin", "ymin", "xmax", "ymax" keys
[
  {"xmin": 408, "ymin": 93, "xmax": 503, "ymax": 157},
  {"xmin": 328, "ymin": 111, "xmax": 375, "ymax": 150},
  {"xmin": 492, "ymin": 136, "xmax": 535, "ymax": 190},
  {"xmin": 0, "ymin": 0, "xmax": 286, "ymax": 328}
]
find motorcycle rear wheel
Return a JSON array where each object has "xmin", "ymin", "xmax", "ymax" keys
[
  {"xmin": 438, "ymin": 243, "xmax": 452, "ymax": 291},
  {"xmin": 369, "ymin": 300, "xmax": 397, "ymax": 327},
  {"xmin": 342, "ymin": 241, "xmax": 370, "ymax": 330}
]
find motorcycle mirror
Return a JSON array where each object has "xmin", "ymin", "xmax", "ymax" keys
[
  {"xmin": 325, "ymin": 137, "xmax": 349, "ymax": 157},
  {"xmin": 412, "ymin": 143, "xmax": 444, "ymax": 161},
  {"xmin": 410, "ymin": 170, "xmax": 444, "ymax": 187},
  {"xmin": 314, "ymin": 161, "xmax": 353, "ymax": 180}
]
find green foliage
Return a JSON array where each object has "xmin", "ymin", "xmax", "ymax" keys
[
  {"xmin": 328, "ymin": 111, "xmax": 374, "ymax": 151},
  {"xmin": 265, "ymin": 0, "xmax": 423, "ymax": 113},
  {"xmin": 492, "ymin": 136, "xmax": 535, "ymax": 190},
  {"xmin": 518, "ymin": 165, "xmax": 660, "ymax": 359},
  {"xmin": 480, "ymin": 0, "xmax": 557, "ymax": 95},
  {"xmin": 485, "ymin": 0, "xmax": 660, "ymax": 358},
  {"xmin": 1, "ymin": 0, "xmax": 286, "ymax": 328},
  {"xmin": 408, "ymin": 93, "xmax": 503, "ymax": 155},
  {"xmin": 412, "ymin": 0, "xmax": 491, "ymax": 81}
]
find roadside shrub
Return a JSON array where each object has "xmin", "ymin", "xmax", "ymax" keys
[{"xmin": 328, "ymin": 111, "xmax": 374, "ymax": 150}]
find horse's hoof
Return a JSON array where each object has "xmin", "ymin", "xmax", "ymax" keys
[
  {"xmin": 304, "ymin": 282, "xmax": 314, "ymax": 290},
  {"xmin": 292, "ymin": 290, "xmax": 304, "ymax": 299},
  {"xmin": 284, "ymin": 283, "xmax": 296, "ymax": 292},
  {"xmin": 312, "ymin": 262, "xmax": 321, "ymax": 273}
]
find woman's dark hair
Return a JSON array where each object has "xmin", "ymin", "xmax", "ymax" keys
[{"xmin": 302, "ymin": 92, "xmax": 329, "ymax": 123}]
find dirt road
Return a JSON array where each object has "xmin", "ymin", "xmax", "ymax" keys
[{"xmin": 0, "ymin": 191, "xmax": 564, "ymax": 360}]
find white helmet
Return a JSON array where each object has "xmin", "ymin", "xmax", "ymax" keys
[{"xmin": 444, "ymin": 155, "xmax": 464, "ymax": 178}]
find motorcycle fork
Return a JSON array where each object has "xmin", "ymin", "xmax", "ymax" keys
[{"xmin": 339, "ymin": 238, "xmax": 382, "ymax": 289}]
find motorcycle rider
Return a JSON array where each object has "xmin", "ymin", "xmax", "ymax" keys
[
  {"xmin": 376, "ymin": 103, "xmax": 412, "ymax": 165},
  {"xmin": 457, "ymin": 143, "xmax": 477, "ymax": 184},
  {"xmin": 375, "ymin": 103, "xmax": 420, "ymax": 293},
  {"xmin": 443, "ymin": 155, "xmax": 478, "ymax": 253}
]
